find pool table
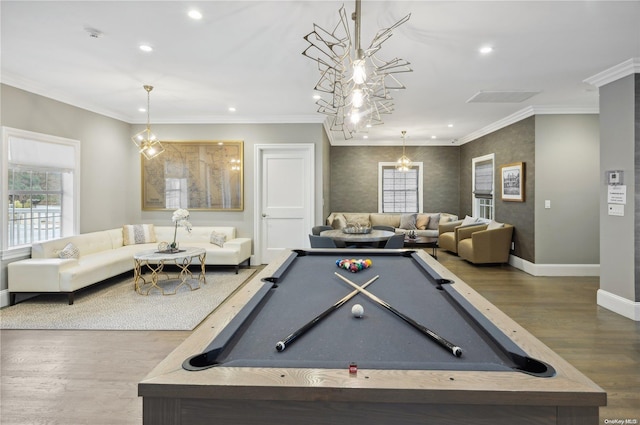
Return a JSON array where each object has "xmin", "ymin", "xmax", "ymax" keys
[{"xmin": 139, "ymin": 249, "xmax": 605, "ymax": 425}]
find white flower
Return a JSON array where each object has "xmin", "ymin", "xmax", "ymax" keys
[
  {"xmin": 172, "ymin": 208, "xmax": 189, "ymax": 222},
  {"xmin": 179, "ymin": 219, "xmax": 192, "ymax": 233}
]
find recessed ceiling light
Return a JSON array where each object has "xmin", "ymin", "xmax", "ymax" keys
[
  {"xmin": 139, "ymin": 44, "xmax": 153, "ymax": 52},
  {"xmin": 363, "ymin": 135, "xmax": 368, "ymax": 139},
  {"xmin": 431, "ymin": 136, "xmax": 437, "ymax": 139},
  {"xmin": 312, "ymin": 94, "xmax": 321, "ymax": 100},
  {"xmin": 138, "ymin": 107, "xmax": 146, "ymax": 112},
  {"xmin": 447, "ymin": 123, "xmax": 454, "ymax": 128},
  {"xmin": 188, "ymin": 10, "xmax": 202, "ymax": 20},
  {"xmin": 479, "ymin": 46, "xmax": 493, "ymax": 54},
  {"xmin": 228, "ymin": 107, "xmax": 236, "ymax": 112}
]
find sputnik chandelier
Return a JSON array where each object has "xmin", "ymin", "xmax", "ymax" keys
[
  {"xmin": 131, "ymin": 85, "xmax": 165, "ymax": 160},
  {"xmin": 302, "ymin": 0, "xmax": 412, "ymax": 139},
  {"xmin": 396, "ymin": 130, "xmax": 412, "ymax": 172}
]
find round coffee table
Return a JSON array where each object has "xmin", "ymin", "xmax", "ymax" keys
[{"xmin": 133, "ymin": 247, "xmax": 206, "ymax": 295}]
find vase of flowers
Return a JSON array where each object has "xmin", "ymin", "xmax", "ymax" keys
[{"xmin": 170, "ymin": 208, "xmax": 192, "ymax": 251}]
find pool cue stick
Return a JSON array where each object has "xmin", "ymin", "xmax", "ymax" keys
[
  {"xmin": 334, "ymin": 272, "xmax": 462, "ymax": 357},
  {"xmin": 275, "ymin": 274, "xmax": 380, "ymax": 352}
]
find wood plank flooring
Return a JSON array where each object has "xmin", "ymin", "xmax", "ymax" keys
[{"xmin": 1, "ymin": 252, "xmax": 639, "ymax": 424}]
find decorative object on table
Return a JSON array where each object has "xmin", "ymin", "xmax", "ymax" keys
[
  {"xmin": 169, "ymin": 208, "xmax": 192, "ymax": 252},
  {"xmin": 336, "ymin": 258, "xmax": 372, "ymax": 273},
  {"xmin": 342, "ymin": 222, "xmax": 372, "ymax": 234},
  {"xmin": 157, "ymin": 241, "xmax": 169, "ymax": 252},
  {"xmin": 407, "ymin": 230, "xmax": 417, "ymax": 240}
]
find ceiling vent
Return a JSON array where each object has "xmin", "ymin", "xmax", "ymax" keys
[{"xmin": 467, "ymin": 90, "xmax": 541, "ymax": 103}]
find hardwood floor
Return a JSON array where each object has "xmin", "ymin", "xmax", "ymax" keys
[{"xmin": 1, "ymin": 252, "xmax": 639, "ymax": 424}]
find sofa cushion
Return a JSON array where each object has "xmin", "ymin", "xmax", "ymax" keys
[
  {"xmin": 57, "ymin": 242, "xmax": 80, "ymax": 259},
  {"xmin": 210, "ymin": 231, "xmax": 227, "ymax": 247},
  {"xmin": 331, "ymin": 214, "xmax": 347, "ymax": 229},
  {"xmin": 343, "ymin": 213, "xmax": 371, "ymax": 226},
  {"xmin": 487, "ymin": 220, "xmax": 505, "ymax": 230},
  {"xmin": 427, "ymin": 213, "xmax": 441, "ymax": 230},
  {"xmin": 369, "ymin": 213, "xmax": 400, "ymax": 228},
  {"xmin": 123, "ymin": 224, "xmax": 156, "ymax": 245},
  {"xmin": 399, "ymin": 213, "xmax": 417, "ymax": 230},
  {"xmin": 416, "ymin": 214, "xmax": 430, "ymax": 230},
  {"xmin": 460, "ymin": 215, "xmax": 479, "ymax": 227}
]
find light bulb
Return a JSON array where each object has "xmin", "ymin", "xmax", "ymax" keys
[
  {"xmin": 352, "ymin": 59, "xmax": 367, "ymax": 84},
  {"xmin": 352, "ymin": 89, "xmax": 364, "ymax": 108},
  {"xmin": 350, "ymin": 110, "xmax": 361, "ymax": 124}
]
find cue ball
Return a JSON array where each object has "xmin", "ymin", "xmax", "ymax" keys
[{"xmin": 351, "ymin": 304, "xmax": 364, "ymax": 318}]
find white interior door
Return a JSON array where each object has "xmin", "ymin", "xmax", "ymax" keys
[{"xmin": 255, "ymin": 144, "xmax": 314, "ymax": 264}]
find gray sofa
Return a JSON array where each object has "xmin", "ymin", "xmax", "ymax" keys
[{"xmin": 326, "ymin": 212, "xmax": 458, "ymax": 240}]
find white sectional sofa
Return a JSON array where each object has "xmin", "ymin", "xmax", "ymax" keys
[{"xmin": 8, "ymin": 226, "xmax": 251, "ymax": 305}]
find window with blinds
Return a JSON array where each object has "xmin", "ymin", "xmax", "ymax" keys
[
  {"xmin": 378, "ymin": 163, "xmax": 423, "ymax": 213},
  {"xmin": 3, "ymin": 127, "xmax": 80, "ymax": 249},
  {"xmin": 472, "ymin": 154, "xmax": 494, "ymax": 220}
]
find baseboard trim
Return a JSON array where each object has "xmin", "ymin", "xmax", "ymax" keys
[
  {"xmin": 597, "ymin": 289, "xmax": 640, "ymax": 321},
  {"xmin": 509, "ymin": 256, "xmax": 600, "ymax": 277},
  {"xmin": 1, "ymin": 289, "xmax": 10, "ymax": 308}
]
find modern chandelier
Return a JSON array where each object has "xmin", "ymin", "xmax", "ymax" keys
[
  {"xmin": 396, "ymin": 130, "xmax": 412, "ymax": 172},
  {"xmin": 302, "ymin": 0, "xmax": 412, "ymax": 139},
  {"xmin": 131, "ymin": 85, "xmax": 165, "ymax": 160}
]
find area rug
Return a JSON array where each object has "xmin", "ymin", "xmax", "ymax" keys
[{"xmin": 0, "ymin": 269, "xmax": 256, "ymax": 331}]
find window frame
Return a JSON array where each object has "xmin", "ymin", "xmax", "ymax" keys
[
  {"xmin": 1, "ymin": 127, "xmax": 81, "ymax": 257},
  {"xmin": 377, "ymin": 162, "xmax": 424, "ymax": 213}
]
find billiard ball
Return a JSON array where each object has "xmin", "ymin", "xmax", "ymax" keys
[{"xmin": 351, "ymin": 304, "xmax": 364, "ymax": 318}]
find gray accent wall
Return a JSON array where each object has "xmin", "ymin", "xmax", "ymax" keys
[
  {"xmin": 329, "ymin": 145, "xmax": 460, "ymax": 216},
  {"xmin": 460, "ymin": 117, "xmax": 536, "ymax": 262}
]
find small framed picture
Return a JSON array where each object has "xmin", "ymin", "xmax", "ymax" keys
[{"xmin": 501, "ymin": 162, "xmax": 525, "ymax": 202}]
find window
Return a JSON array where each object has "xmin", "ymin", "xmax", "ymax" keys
[
  {"xmin": 2, "ymin": 127, "xmax": 80, "ymax": 252},
  {"xmin": 378, "ymin": 162, "xmax": 423, "ymax": 213},
  {"xmin": 472, "ymin": 154, "xmax": 494, "ymax": 220}
]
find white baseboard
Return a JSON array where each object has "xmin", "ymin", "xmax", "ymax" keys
[
  {"xmin": 597, "ymin": 289, "xmax": 640, "ymax": 321},
  {"xmin": 0, "ymin": 289, "xmax": 10, "ymax": 308},
  {"xmin": 509, "ymin": 256, "xmax": 600, "ymax": 277}
]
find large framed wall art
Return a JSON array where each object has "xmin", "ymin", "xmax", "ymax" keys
[
  {"xmin": 142, "ymin": 140, "xmax": 243, "ymax": 211},
  {"xmin": 501, "ymin": 162, "xmax": 525, "ymax": 202}
]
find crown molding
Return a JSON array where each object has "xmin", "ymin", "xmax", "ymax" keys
[
  {"xmin": 584, "ymin": 58, "xmax": 640, "ymax": 88},
  {"xmin": 457, "ymin": 105, "xmax": 599, "ymax": 145}
]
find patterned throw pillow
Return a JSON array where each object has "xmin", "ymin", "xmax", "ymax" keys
[
  {"xmin": 58, "ymin": 242, "xmax": 80, "ymax": 259},
  {"xmin": 210, "ymin": 231, "xmax": 227, "ymax": 247},
  {"xmin": 123, "ymin": 224, "xmax": 156, "ymax": 246}
]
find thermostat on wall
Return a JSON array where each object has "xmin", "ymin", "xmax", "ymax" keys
[{"xmin": 606, "ymin": 170, "xmax": 623, "ymax": 185}]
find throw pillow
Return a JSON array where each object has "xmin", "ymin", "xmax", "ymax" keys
[
  {"xmin": 460, "ymin": 215, "xmax": 479, "ymax": 227},
  {"xmin": 210, "ymin": 231, "xmax": 227, "ymax": 247},
  {"xmin": 331, "ymin": 215, "xmax": 347, "ymax": 229},
  {"xmin": 487, "ymin": 220, "xmax": 505, "ymax": 230},
  {"xmin": 123, "ymin": 224, "xmax": 156, "ymax": 246},
  {"xmin": 427, "ymin": 213, "xmax": 441, "ymax": 230},
  {"xmin": 58, "ymin": 242, "xmax": 80, "ymax": 259},
  {"xmin": 415, "ymin": 214, "xmax": 430, "ymax": 230},
  {"xmin": 399, "ymin": 213, "xmax": 417, "ymax": 230}
]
